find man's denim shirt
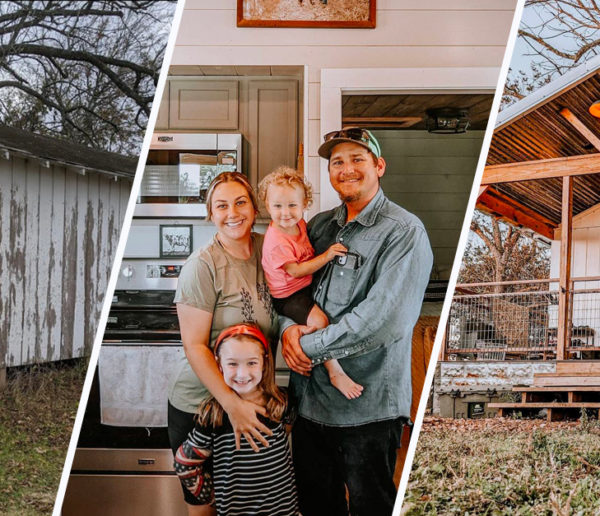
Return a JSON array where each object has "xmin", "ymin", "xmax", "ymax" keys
[{"xmin": 286, "ymin": 188, "xmax": 433, "ymax": 427}]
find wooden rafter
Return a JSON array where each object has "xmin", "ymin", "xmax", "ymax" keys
[
  {"xmin": 482, "ymin": 153, "xmax": 600, "ymax": 185},
  {"xmin": 477, "ymin": 188, "xmax": 557, "ymax": 239},
  {"xmin": 559, "ymin": 108, "xmax": 600, "ymax": 151}
]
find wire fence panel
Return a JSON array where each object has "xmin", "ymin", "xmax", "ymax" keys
[
  {"xmin": 446, "ymin": 290, "xmax": 559, "ymax": 360},
  {"xmin": 445, "ymin": 278, "xmax": 600, "ymax": 361},
  {"xmin": 568, "ymin": 284, "xmax": 600, "ymax": 358}
]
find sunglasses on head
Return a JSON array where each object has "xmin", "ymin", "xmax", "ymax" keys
[{"xmin": 323, "ymin": 128, "xmax": 372, "ymax": 144}]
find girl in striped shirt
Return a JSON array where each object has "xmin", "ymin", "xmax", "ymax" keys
[{"xmin": 174, "ymin": 324, "xmax": 299, "ymax": 516}]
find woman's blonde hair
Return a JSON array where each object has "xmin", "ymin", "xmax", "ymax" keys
[
  {"xmin": 196, "ymin": 331, "xmax": 287, "ymax": 428},
  {"xmin": 206, "ymin": 172, "xmax": 259, "ymax": 221},
  {"xmin": 258, "ymin": 166, "xmax": 313, "ymax": 209}
]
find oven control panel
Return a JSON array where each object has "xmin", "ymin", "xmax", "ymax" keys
[
  {"xmin": 146, "ymin": 265, "xmax": 182, "ymax": 279},
  {"xmin": 117, "ymin": 260, "xmax": 185, "ymax": 290}
]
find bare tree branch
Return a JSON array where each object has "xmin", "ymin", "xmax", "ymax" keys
[
  {"xmin": 504, "ymin": 1, "xmax": 600, "ymax": 106},
  {"xmin": 0, "ymin": 1, "xmax": 176, "ymax": 154}
]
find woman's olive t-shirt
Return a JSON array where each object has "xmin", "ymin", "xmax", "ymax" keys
[{"xmin": 168, "ymin": 233, "xmax": 276, "ymax": 414}]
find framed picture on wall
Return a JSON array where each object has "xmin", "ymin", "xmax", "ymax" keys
[
  {"xmin": 237, "ymin": 0, "xmax": 376, "ymax": 28},
  {"xmin": 160, "ymin": 225, "xmax": 193, "ymax": 258}
]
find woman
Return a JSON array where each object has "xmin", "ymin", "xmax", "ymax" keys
[{"xmin": 168, "ymin": 172, "xmax": 277, "ymax": 515}]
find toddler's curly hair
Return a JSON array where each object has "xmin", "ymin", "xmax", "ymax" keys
[{"xmin": 258, "ymin": 166, "xmax": 313, "ymax": 209}]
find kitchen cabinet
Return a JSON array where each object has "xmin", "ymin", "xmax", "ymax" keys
[
  {"xmin": 160, "ymin": 76, "xmax": 299, "ymax": 198},
  {"xmin": 248, "ymin": 80, "xmax": 298, "ymax": 211},
  {"xmin": 168, "ymin": 79, "xmax": 239, "ymax": 130},
  {"xmin": 155, "ymin": 81, "xmax": 169, "ymax": 130}
]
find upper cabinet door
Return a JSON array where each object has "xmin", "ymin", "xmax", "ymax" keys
[
  {"xmin": 155, "ymin": 81, "xmax": 169, "ymax": 130},
  {"xmin": 169, "ymin": 80, "xmax": 239, "ymax": 130},
  {"xmin": 248, "ymin": 80, "xmax": 298, "ymax": 181}
]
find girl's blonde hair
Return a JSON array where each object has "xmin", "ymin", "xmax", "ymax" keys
[
  {"xmin": 196, "ymin": 332, "xmax": 287, "ymax": 428},
  {"xmin": 258, "ymin": 166, "xmax": 313, "ymax": 209}
]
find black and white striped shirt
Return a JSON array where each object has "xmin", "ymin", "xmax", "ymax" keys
[{"xmin": 177, "ymin": 415, "xmax": 299, "ymax": 516}]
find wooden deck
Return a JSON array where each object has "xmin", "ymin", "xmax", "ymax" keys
[{"xmin": 488, "ymin": 361, "xmax": 600, "ymax": 421}]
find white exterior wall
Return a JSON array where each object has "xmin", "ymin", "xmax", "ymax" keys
[
  {"xmin": 551, "ymin": 205, "xmax": 600, "ymax": 338},
  {"xmin": 174, "ymin": 0, "xmax": 517, "ymax": 215}
]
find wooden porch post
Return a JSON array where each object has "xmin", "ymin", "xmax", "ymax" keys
[
  {"xmin": 557, "ymin": 176, "xmax": 573, "ymax": 361},
  {"xmin": 441, "ymin": 324, "xmax": 448, "ymax": 361}
]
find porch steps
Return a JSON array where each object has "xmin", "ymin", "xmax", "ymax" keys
[
  {"xmin": 487, "ymin": 362, "xmax": 600, "ymax": 421},
  {"xmin": 555, "ymin": 361, "xmax": 600, "ymax": 375},
  {"xmin": 532, "ymin": 374, "xmax": 600, "ymax": 387}
]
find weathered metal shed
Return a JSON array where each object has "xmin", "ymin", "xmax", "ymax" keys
[{"xmin": 0, "ymin": 126, "xmax": 135, "ymax": 380}]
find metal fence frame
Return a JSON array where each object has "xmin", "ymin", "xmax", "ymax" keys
[{"xmin": 444, "ymin": 277, "xmax": 600, "ymax": 361}]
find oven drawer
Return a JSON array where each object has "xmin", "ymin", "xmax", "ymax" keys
[
  {"xmin": 72, "ymin": 448, "xmax": 175, "ymax": 472},
  {"xmin": 63, "ymin": 474, "xmax": 187, "ymax": 516},
  {"xmin": 63, "ymin": 448, "xmax": 187, "ymax": 516}
]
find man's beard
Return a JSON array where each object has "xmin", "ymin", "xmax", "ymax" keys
[{"xmin": 338, "ymin": 192, "xmax": 361, "ymax": 203}]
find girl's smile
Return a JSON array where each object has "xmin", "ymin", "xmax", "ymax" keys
[
  {"xmin": 217, "ymin": 336, "xmax": 265, "ymax": 400},
  {"xmin": 265, "ymin": 183, "xmax": 307, "ymax": 235}
]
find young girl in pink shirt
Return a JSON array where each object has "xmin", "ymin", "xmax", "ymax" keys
[{"xmin": 259, "ymin": 166, "xmax": 363, "ymax": 399}]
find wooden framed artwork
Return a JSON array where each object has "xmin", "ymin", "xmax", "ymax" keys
[
  {"xmin": 237, "ymin": 0, "xmax": 376, "ymax": 28},
  {"xmin": 159, "ymin": 225, "xmax": 193, "ymax": 258}
]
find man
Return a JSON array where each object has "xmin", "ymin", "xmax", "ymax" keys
[{"xmin": 281, "ymin": 128, "xmax": 433, "ymax": 516}]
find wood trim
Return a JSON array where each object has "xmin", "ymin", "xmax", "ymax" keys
[
  {"xmin": 482, "ymin": 153, "xmax": 600, "ymax": 185},
  {"xmin": 559, "ymin": 108, "xmax": 600, "ymax": 151},
  {"xmin": 476, "ymin": 188, "xmax": 557, "ymax": 239},
  {"xmin": 341, "ymin": 116, "xmax": 422, "ymax": 128},
  {"xmin": 557, "ymin": 176, "xmax": 573, "ymax": 361}
]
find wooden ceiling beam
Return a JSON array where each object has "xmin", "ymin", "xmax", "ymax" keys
[
  {"xmin": 477, "ymin": 188, "xmax": 557, "ymax": 239},
  {"xmin": 341, "ymin": 116, "xmax": 422, "ymax": 128},
  {"xmin": 559, "ymin": 107, "xmax": 600, "ymax": 151},
  {"xmin": 482, "ymin": 153, "xmax": 600, "ymax": 185}
]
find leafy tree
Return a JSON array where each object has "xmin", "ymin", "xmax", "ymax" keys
[
  {"xmin": 0, "ymin": 1, "xmax": 176, "ymax": 155},
  {"xmin": 459, "ymin": 212, "xmax": 551, "ymax": 293}
]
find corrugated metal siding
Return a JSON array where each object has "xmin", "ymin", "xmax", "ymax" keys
[{"xmin": 0, "ymin": 154, "xmax": 131, "ymax": 367}]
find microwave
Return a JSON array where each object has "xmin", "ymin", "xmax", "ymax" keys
[{"xmin": 136, "ymin": 133, "xmax": 242, "ymax": 218}]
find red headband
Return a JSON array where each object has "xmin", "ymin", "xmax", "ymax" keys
[{"xmin": 214, "ymin": 324, "xmax": 269, "ymax": 355}]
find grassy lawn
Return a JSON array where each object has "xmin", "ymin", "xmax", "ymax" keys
[
  {"xmin": 0, "ymin": 360, "xmax": 87, "ymax": 515},
  {"xmin": 403, "ymin": 416, "xmax": 600, "ymax": 515}
]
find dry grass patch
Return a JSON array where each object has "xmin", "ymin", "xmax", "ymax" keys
[
  {"xmin": 403, "ymin": 416, "xmax": 600, "ymax": 515},
  {"xmin": 0, "ymin": 360, "xmax": 87, "ymax": 514}
]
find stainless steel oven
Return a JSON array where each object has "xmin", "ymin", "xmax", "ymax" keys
[
  {"xmin": 62, "ymin": 273, "xmax": 188, "ymax": 515},
  {"xmin": 137, "ymin": 132, "xmax": 242, "ymax": 218},
  {"xmin": 63, "ymin": 252, "xmax": 288, "ymax": 514}
]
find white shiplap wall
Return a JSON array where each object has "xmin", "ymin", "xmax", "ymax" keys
[
  {"xmin": 551, "ymin": 206, "xmax": 600, "ymax": 281},
  {"xmin": 550, "ymin": 206, "xmax": 600, "ymax": 338},
  {"xmin": 174, "ymin": 0, "xmax": 516, "ymax": 215},
  {"xmin": 0, "ymin": 155, "xmax": 131, "ymax": 367},
  {"xmin": 375, "ymin": 129, "xmax": 484, "ymax": 280}
]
